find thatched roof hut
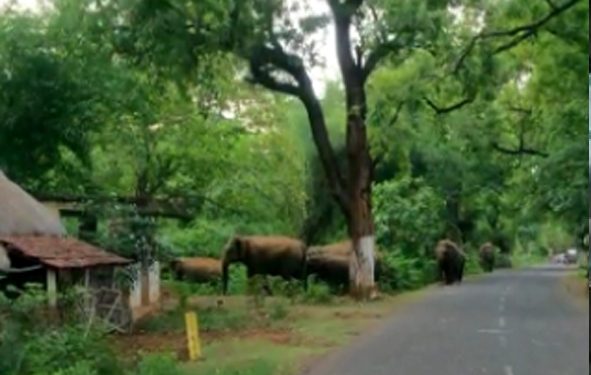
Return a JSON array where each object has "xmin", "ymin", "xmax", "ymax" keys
[
  {"xmin": 0, "ymin": 172, "xmax": 157, "ymax": 329},
  {"xmin": 0, "ymin": 171, "xmax": 65, "ymax": 236}
]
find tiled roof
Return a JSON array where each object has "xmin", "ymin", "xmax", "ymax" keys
[{"xmin": 0, "ymin": 235, "xmax": 131, "ymax": 269}]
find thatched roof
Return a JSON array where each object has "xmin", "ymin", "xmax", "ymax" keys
[{"xmin": 0, "ymin": 171, "xmax": 65, "ymax": 236}]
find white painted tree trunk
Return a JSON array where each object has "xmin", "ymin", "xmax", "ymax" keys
[{"xmin": 349, "ymin": 235, "xmax": 376, "ymax": 299}]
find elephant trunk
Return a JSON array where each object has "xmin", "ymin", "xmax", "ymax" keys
[
  {"xmin": 301, "ymin": 248, "xmax": 309, "ymax": 291},
  {"xmin": 222, "ymin": 258, "xmax": 230, "ymax": 295}
]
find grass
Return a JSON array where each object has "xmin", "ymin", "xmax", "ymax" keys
[
  {"xmin": 178, "ymin": 290, "xmax": 430, "ymax": 375},
  {"xmin": 119, "ymin": 285, "xmax": 428, "ymax": 375}
]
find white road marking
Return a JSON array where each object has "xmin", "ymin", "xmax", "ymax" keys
[
  {"xmin": 477, "ymin": 329, "xmax": 508, "ymax": 334},
  {"xmin": 499, "ymin": 303, "xmax": 505, "ymax": 312},
  {"xmin": 499, "ymin": 317, "xmax": 506, "ymax": 328},
  {"xmin": 498, "ymin": 335, "xmax": 508, "ymax": 348},
  {"xmin": 504, "ymin": 365, "xmax": 514, "ymax": 375}
]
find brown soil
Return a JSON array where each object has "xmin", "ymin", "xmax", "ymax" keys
[
  {"xmin": 333, "ymin": 311, "xmax": 383, "ymax": 320},
  {"xmin": 112, "ymin": 331, "xmax": 188, "ymax": 362},
  {"xmin": 111, "ymin": 327, "xmax": 295, "ymax": 362},
  {"xmin": 562, "ymin": 274, "xmax": 588, "ymax": 300}
]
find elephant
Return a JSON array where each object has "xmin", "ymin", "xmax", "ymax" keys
[
  {"xmin": 170, "ymin": 257, "xmax": 222, "ymax": 283},
  {"xmin": 479, "ymin": 242, "xmax": 496, "ymax": 272},
  {"xmin": 305, "ymin": 240, "xmax": 383, "ymax": 292},
  {"xmin": 434, "ymin": 239, "xmax": 466, "ymax": 285},
  {"xmin": 221, "ymin": 235, "xmax": 307, "ymax": 295}
]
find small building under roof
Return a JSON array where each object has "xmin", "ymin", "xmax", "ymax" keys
[{"xmin": 0, "ymin": 171, "xmax": 138, "ymax": 331}]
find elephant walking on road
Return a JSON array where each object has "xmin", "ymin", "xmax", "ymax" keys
[
  {"xmin": 435, "ymin": 239, "xmax": 466, "ymax": 285},
  {"xmin": 221, "ymin": 235, "xmax": 307, "ymax": 295},
  {"xmin": 479, "ymin": 242, "xmax": 496, "ymax": 272}
]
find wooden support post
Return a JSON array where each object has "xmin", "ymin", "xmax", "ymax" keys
[
  {"xmin": 185, "ymin": 311, "xmax": 201, "ymax": 361},
  {"xmin": 47, "ymin": 268, "xmax": 57, "ymax": 307}
]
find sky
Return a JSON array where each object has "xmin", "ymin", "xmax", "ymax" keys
[{"xmin": 0, "ymin": 0, "xmax": 341, "ymax": 96}]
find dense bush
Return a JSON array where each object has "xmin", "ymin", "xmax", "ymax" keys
[
  {"xmin": 0, "ymin": 285, "xmax": 123, "ymax": 375},
  {"xmin": 378, "ymin": 252, "xmax": 438, "ymax": 292},
  {"xmin": 373, "ymin": 177, "xmax": 446, "ymax": 258}
]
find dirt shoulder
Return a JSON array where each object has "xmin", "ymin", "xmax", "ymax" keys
[
  {"xmin": 560, "ymin": 272, "xmax": 588, "ymax": 311},
  {"xmin": 111, "ymin": 289, "xmax": 431, "ymax": 375}
]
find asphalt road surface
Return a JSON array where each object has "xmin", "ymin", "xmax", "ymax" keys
[{"xmin": 305, "ymin": 265, "xmax": 588, "ymax": 375}]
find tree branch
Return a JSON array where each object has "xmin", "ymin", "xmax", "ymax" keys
[
  {"xmin": 423, "ymin": 95, "xmax": 475, "ymax": 114},
  {"xmin": 491, "ymin": 142, "xmax": 549, "ymax": 158},
  {"xmin": 545, "ymin": 0, "xmax": 558, "ymax": 9},
  {"xmin": 328, "ymin": 0, "xmax": 363, "ymax": 92},
  {"xmin": 247, "ymin": 67, "xmax": 301, "ymax": 97},
  {"xmin": 247, "ymin": 43, "xmax": 350, "ymax": 214},
  {"xmin": 387, "ymin": 101, "xmax": 405, "ymax": 127},
  {"xmin": 362, "ymin": 39, "xmax": 403, "ymax": 82},
  {"xmin": 453, "ymin": 0, "xmax": 580, "ymax": 72}
]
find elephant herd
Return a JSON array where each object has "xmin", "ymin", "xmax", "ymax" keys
[{"xmin": 169, "ymin": 235, "xmax": 498, "ymax": 293}]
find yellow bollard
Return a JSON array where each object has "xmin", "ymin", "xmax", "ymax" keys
[{"xmin": 184, "ymin": 311, "xmax": 201, "ymax": 361}]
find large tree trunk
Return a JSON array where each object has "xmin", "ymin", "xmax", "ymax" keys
[
  {"xmin": 347, "ymin": 192, "xmax": 376, "ymax": 299},
  {"xmin": 345, "ymin": 91, "xmax": 376, "ymax": 300},
  {"xmin": 329, "ymin": 1, "xmax": 377, "ymax": 300}
]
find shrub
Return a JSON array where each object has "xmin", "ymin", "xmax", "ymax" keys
[
  {"xmin": 373, "ymin": 177, "xmax": 445, "ymax": 259},
  {"xmin": 268, "ymin": 300, "xmax": 289, "ymax": 321},
  {"xmin": 47, "ymin": 361, "xmax": 98, "ymax": 375},
  {"xmin": 134, "ymin": 353, "xmax": 183, "ymax": 375},
  {"xmin": 0, "ymin": 284, "xmax": 124, "ymax": 375},
  {"xmin": 300, "ymin": 278, "xmax": 333, "ymax": 304},
  {"xmin": 23, "ymin": 325, "xmax": 123, "ymax": 375},
  {"xmin": 378, "ymin": 252, "xmax": 436, "ymax": 292}
]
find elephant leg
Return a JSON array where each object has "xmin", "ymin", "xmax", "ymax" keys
[
  {"xmin": 445, "ymin": 263, "xmax": 454, "ymax": 285},
  {"xmin": 437, "ymin": 262, "xmax": 445, "ymax": 284}
]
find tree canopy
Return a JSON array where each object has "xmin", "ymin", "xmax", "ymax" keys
[{"xmin": 0, "ymin": 0, "xmax": 586, "ymax": 279}]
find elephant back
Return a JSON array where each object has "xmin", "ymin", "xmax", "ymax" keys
[
  {"xmin": 479, "ymin": 242, "xmax": 495, "ymax": 258},
  {"xmin": 173, "ymin": 257, "xmax": 222, "ymax": 280},
  {"xmin": 435, "ymin": 239, "xmax": 463, "ymax": 260}
]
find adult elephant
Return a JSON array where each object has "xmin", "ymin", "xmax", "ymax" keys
[
  {"xmin": 434, "ymin": 239, "xmax": 466, "ymax": 285},
  {"xmin": 170, "ymin": 257, "xmax": 222, "ymax": 283},
  {"xmin": 305, "ymin": 240, "xmax": 383, "ymax": 292},
  {"xmin": 221, "ymin": 235, "xmax": 307, "ymax": 295},
  {"xmin": 479, "ymin": 242, "xmax": 496, "ymax": 273}
]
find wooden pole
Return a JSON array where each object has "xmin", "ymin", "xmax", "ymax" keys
[
  {"xmin": 185, "ymin": 311, "xmax": 201, "ymax": 361},
  {"xmin": 47, "ymin": 268, "xmax": 57, "ymax": 307}
]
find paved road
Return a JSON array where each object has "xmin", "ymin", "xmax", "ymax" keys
[{"xmin": 305, "ymin": 265, "xmax": 588, "ymax": 375}]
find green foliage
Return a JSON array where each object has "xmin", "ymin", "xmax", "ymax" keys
[
  {"xmin": 0, "ymin": 0, "xmax": 585, "ymax": 311},
  {"xmin": 134, "ymin": 353, "xmax": 183, "ymax": 375},
  {"xmin": 0, "ymin": 11, "xmax": 112, "ymax": 186},
  {"xmin": 300, "ymin": 279, "xmax": 334, "ymax": 304},
  {"xmin": 378, "ymin": 252, "xmax": 437, "ymax": 292},
  {"xmin": 0, "ymin": 286, "xmax": 123, "ymax": 375},
  {"xmin": 23, "ymin": 325, "xmax": 122, "ymax": 375},
  {"xmin": 373, "ymin": 177, "xmax": 446, "ymax": 257},
  {"xmin": 47, "ymin": 361, "xmax": 98, "ymax": 375}
]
